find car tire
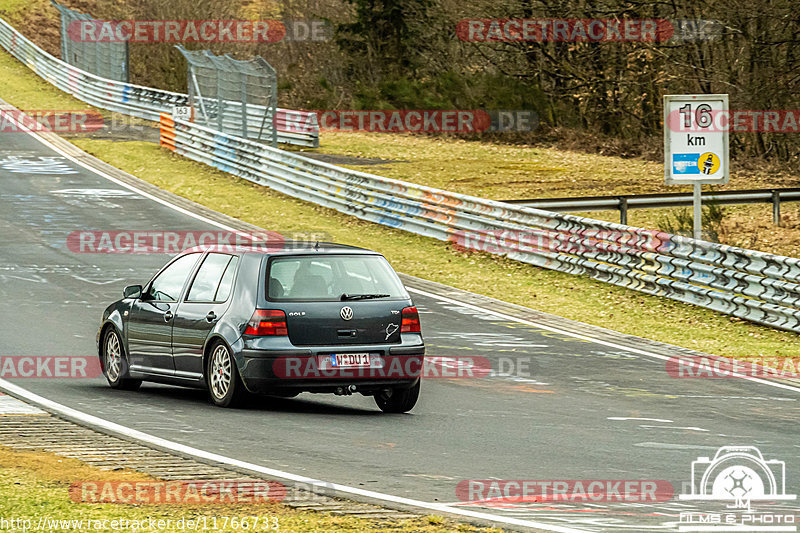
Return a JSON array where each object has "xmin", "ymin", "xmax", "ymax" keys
[
  {"xmin": 207, "ymin": 341, "xmax": 246, "ymax": 408},
  {"xmin": 374, "ymin": 381, "xmax": 420, "ymax": 413},
  {"xmin": 102, "ymin": 328, "xmax": 142, "ymax": 391}
]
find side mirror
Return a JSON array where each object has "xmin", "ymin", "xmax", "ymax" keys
[{"xmin": 123, "ymin": 284, "xmax": 143, "ymax": 299}]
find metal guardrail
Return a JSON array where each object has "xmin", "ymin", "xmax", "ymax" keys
[
  {"xmin": 505, "ymin": 188, "xmax": 800, "ymax": 225},
  {"xmin": 160, "ymin": 114, "xmax": 800, "ymax": 334},
  {"xmin": 0, "ymin": 17, "xmax": 319, "ymax": 147}
]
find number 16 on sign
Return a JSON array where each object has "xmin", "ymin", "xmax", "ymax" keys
[{"xmin": 663, "ymin": 94, "xmax": 729, "ymax": 240}]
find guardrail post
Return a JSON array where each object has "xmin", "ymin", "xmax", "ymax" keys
[
  {"xmin": 241, "ymin": 83, "xmax": 248, "ymax": 139},
  {"xmin": 217, "ymin": 70, "xmax": 224, "ymax": 133},
  {"xmin": 772, "ymin": 189, "xmax": 781, "ymax": 226},
  {"xmin": 619, "ymin": 197, "xmax": 628, "ymax": 225}
]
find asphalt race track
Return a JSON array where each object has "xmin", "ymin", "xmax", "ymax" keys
[{"xmin": 1, "ymin": 125, "xmax": 799, "ymax": 532}]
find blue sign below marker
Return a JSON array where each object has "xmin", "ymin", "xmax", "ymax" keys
[{"xmin": 672, "ymin": 153, "xmax": 701, "ymax": 174}]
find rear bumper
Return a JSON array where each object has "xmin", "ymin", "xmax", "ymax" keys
[{"xmin": 237, "ymin": 344, "xmax": 424, "ymax": 394}]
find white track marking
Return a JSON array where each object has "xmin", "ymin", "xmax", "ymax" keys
[
  {"xmin": 0, "ymin": 103, "xmax": 592, "ymax": 533},
  {"xmin": 639, "ymin": 425, "xmax": 709, "ymax": 432},
  {"xmin": 608, "ymin": 417, "xmax": 674, "ymax": 423},
  {"xmin": 10, "ymin": 98, "xmax": 799, "ymax": 396},
  {"xmin": 4, "ymin": 100, "xmax": 797, "ymax": 532},
  {"xmin": 0, "ymin": 379, "xmax": 589, "ymax": 533},
  {"xmin": 0, "ymin": 103, "xmax": 244, "ymax": 236},
  {"xmin": 407, "ymin": 287, "xmax": 800, "ymax": 395},
  {"xmin": 71, "ymin": 275, "xmax": 124, "ymax": 285}
]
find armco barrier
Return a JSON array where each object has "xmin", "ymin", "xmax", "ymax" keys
[
  {"xmin": 161, "ymin": 113, "xmax": 800, "ymax": 334},
  {"xmin": 0, "ymin": 17, "xmax": 319, "ymax": 147},
  {"xmin": 506, "ymin": 188, "xmax": 800, "ymax": 225}
]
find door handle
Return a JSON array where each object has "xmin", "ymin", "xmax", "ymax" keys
[
  {"xmin": 205, "ymin": 311, "xmax": 217, "ymax": 322},
  {"xmin": 164, "ymin": 311, "xmax": 173, "ymax": 322}
]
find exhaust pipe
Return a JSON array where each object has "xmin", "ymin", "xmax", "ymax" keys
[{"xmin": 334, "ymin": 385, "xmax": 358, "ymax": 396}]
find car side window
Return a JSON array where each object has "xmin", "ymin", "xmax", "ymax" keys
[
  {"xmin": 187, "ymin": 253, "xmax": 238, "ymax": 303},
  {"xmin": 146, "ymin": 253, "xmax": 201, "ymax": 302},
  {"xmin": 214, "ymin": 256, "xmax": 239, "ymax": 302}
]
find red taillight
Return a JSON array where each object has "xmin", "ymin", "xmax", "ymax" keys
[
  {"xmin": 245, "ymin": 309, "xmax": 288, "ymax": 336},
  {"xmin": 401, "ymin": 306, "xmax": 421, "ymax": 333}
]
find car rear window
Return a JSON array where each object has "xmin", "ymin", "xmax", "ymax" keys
[{"xmin": 267, "ymin": 254, "xmax": 408, "ymax": 301}]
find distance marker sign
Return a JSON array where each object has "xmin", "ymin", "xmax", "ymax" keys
[{"xmin": 663, "ymin": 94, "xmax": 729, "ymax": 185}]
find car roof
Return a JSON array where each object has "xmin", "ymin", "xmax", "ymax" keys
[{"xmin": 180, "ymin": 241, "xmax": 379, "ymax": 257}]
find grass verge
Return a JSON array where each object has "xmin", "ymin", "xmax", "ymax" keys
[
  {"xmin": 0, "ymin": 444, "xmax": 487, "ymax": 532},
  {"xmin": 0, "ymin": 46, "xmax": 797, "ymax": 362},
  {"xmin": 304, "ymin": 132, "xmax": 797, "ymax": 201},
  {"xmin": 308, "ymin": 134, "xmax": 800, "ymax": 258}
]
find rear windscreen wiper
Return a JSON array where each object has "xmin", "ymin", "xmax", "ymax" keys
[{"xmin": 340, "ymin": 293, "xmax": 391, "ymax": 301}]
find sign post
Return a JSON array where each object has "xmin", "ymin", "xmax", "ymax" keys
[{"xmin": 663, "ymin": 94, "xmax": 729, "ymax": 240}]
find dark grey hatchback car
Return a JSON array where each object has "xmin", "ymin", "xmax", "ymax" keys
[{"xmin": 97, "ymin": 243, "xmax": 425, "ymax": 411}]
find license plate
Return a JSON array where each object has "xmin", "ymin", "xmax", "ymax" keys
[
  {"xmin": 320, "ymin": 353, "xmax": 381, "ymax": 369},
  {"xmin": 333, "ymin": 353, "xmax": 370, "ymax": 367}
]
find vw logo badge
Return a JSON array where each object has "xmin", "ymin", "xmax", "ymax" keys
[{"xmin": 340, "ymin": 306, "xmax": 353, "ymax": 320}]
